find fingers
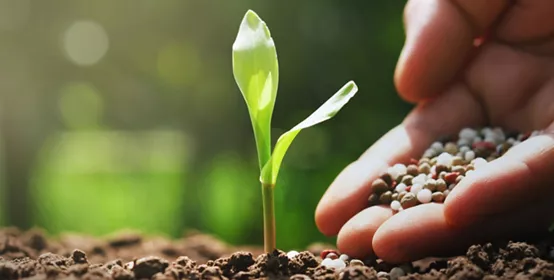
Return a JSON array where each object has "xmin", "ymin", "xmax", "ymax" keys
[
  {"xmin": 394, "ymin": 0, "xmax": 508, "ymax": 103},
  {"xmin": 315, "ymin": 83, "xmax": 485, "ymax": 236},
  {"xmin": 314, "ymin": 125, "xmax": 415, "ymax": 236},
  {"xmin": 444, "ymin": 124, "xmax": 554, "ymax": 227},
  {"xmin": 495, "ymin": 0, "xmax": 554, "ymax": 44},
  {"xmin": 336, "ymin": 206, "xmax": 393, "ymax": 259},
  {"xmin": 342, "ymin": 130, "xmax": 554, "ymax": 263},
  {"xmin": 372, "ymin": 204, "xmax": 472, "ymax": 263},
  {"xmin": 371, "ymin": 198, "xmax": 554, "ymax": 263}
]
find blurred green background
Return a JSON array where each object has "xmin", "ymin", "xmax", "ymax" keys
[{"xmin": 0, "ymin": 0, "xmax": 413, "ymax": 250}]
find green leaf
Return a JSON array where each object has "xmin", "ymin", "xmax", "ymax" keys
[
  {"xmin": 261, "ymin": 81, "xmax": 359, "ymax": 185},
  {"xmin": 232, "ymin": 10, "xmax": 279, "ymax": 171}
]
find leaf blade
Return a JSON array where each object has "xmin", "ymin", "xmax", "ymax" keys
[
  {"xmin": 232, "ymin": 10, "xmax": 279, "ymax": 171},
  {"xmin": 261, "ymin": 81, "xmax": 359, "ymax": 184}
]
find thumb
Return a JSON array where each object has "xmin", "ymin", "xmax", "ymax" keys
[
  {"xmin": 444, "ymin": 124, "xmax": 554, "ymax": 227},
  {"xmin": 394, "ymin": 0, "xmax": 508, "ymax": 103}
]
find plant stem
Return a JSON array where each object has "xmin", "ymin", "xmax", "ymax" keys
[{"xmin": 262, "ymin": 182, "xmax": 276, "ymax": 252}]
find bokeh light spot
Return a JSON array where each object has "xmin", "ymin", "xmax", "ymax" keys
[
  {"xmin": 58, "ymin": 82, "xmax": 104, "ymax": 129},
  {"xmin": 63, "ymin": 20, "xmax": 109, "ymax": 66},
  {"xmin": 157, "ymin": 42, "xmax": 200, "ymax": 88}
]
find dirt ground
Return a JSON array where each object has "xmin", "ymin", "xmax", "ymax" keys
[{"xmin": 1, "ymin": 227, "xmax": 554, "ymax": 279}]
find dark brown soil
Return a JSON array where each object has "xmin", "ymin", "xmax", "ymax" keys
[{"xmin": 1, "ymin": 227, "xmax": 554, "ymax": 279}]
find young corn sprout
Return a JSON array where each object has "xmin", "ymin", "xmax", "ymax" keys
[{"xmin": 232, "ymin": 10, "xmax": 359, "ymax": 252}]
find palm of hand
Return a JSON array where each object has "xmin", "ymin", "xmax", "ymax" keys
[
  {"xmin": 315, "ymin": 2, "xmax": 554, "ymax": 263},
  {"xmin": 467, "ymin": 42, "xmax": 554, "ymax": 133}
]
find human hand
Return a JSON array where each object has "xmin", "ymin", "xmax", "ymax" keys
[{"xmin": 315, "ymin": 0, "xmax": 554, "ymax": 263}]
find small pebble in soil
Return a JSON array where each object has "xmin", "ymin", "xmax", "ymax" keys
[
  {"xmin": 132, "ymin": 256, "xmax": 169, "ymax": 279},
  {"xmin": 320, "ymin": 249, "xmax": 339, "ymax": 259},
  {"xmin": 377, "ymin": 271, "xmax": 390, "ymax": 279},
  {"xmin": 321, "ymin": 258, "xmax": 346, "ymax": 270},
  {"xmin": 71, "ymin": 249, "xmax": 88, "ymax": 264},
  {"xmin": 287, "ymin": 250, "xmax": 299, "ymax": 259},
  {"xmin": 389, "ymin": 267, "xmax": 406, "ymax": 280},
  {"xmin": 326, "ymin": 253, "xmax": 338, "ymax": 260},
  {"xmin": 349, "ymin": 259, "xmax": 365, "ymax": 267}
]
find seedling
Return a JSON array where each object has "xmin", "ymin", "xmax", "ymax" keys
[{"xmin": 232, "ymin": 10, "xmax": 359, "ymax": 252}]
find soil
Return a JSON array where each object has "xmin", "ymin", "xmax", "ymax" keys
[{"xmin": 1, "ymin": 227, "xmax": 554, "ymax": 279}]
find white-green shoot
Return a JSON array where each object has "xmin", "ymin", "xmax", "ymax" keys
[{"xmin": 232, "ymin": 9, "xmax": 359, "ymax": 252}]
